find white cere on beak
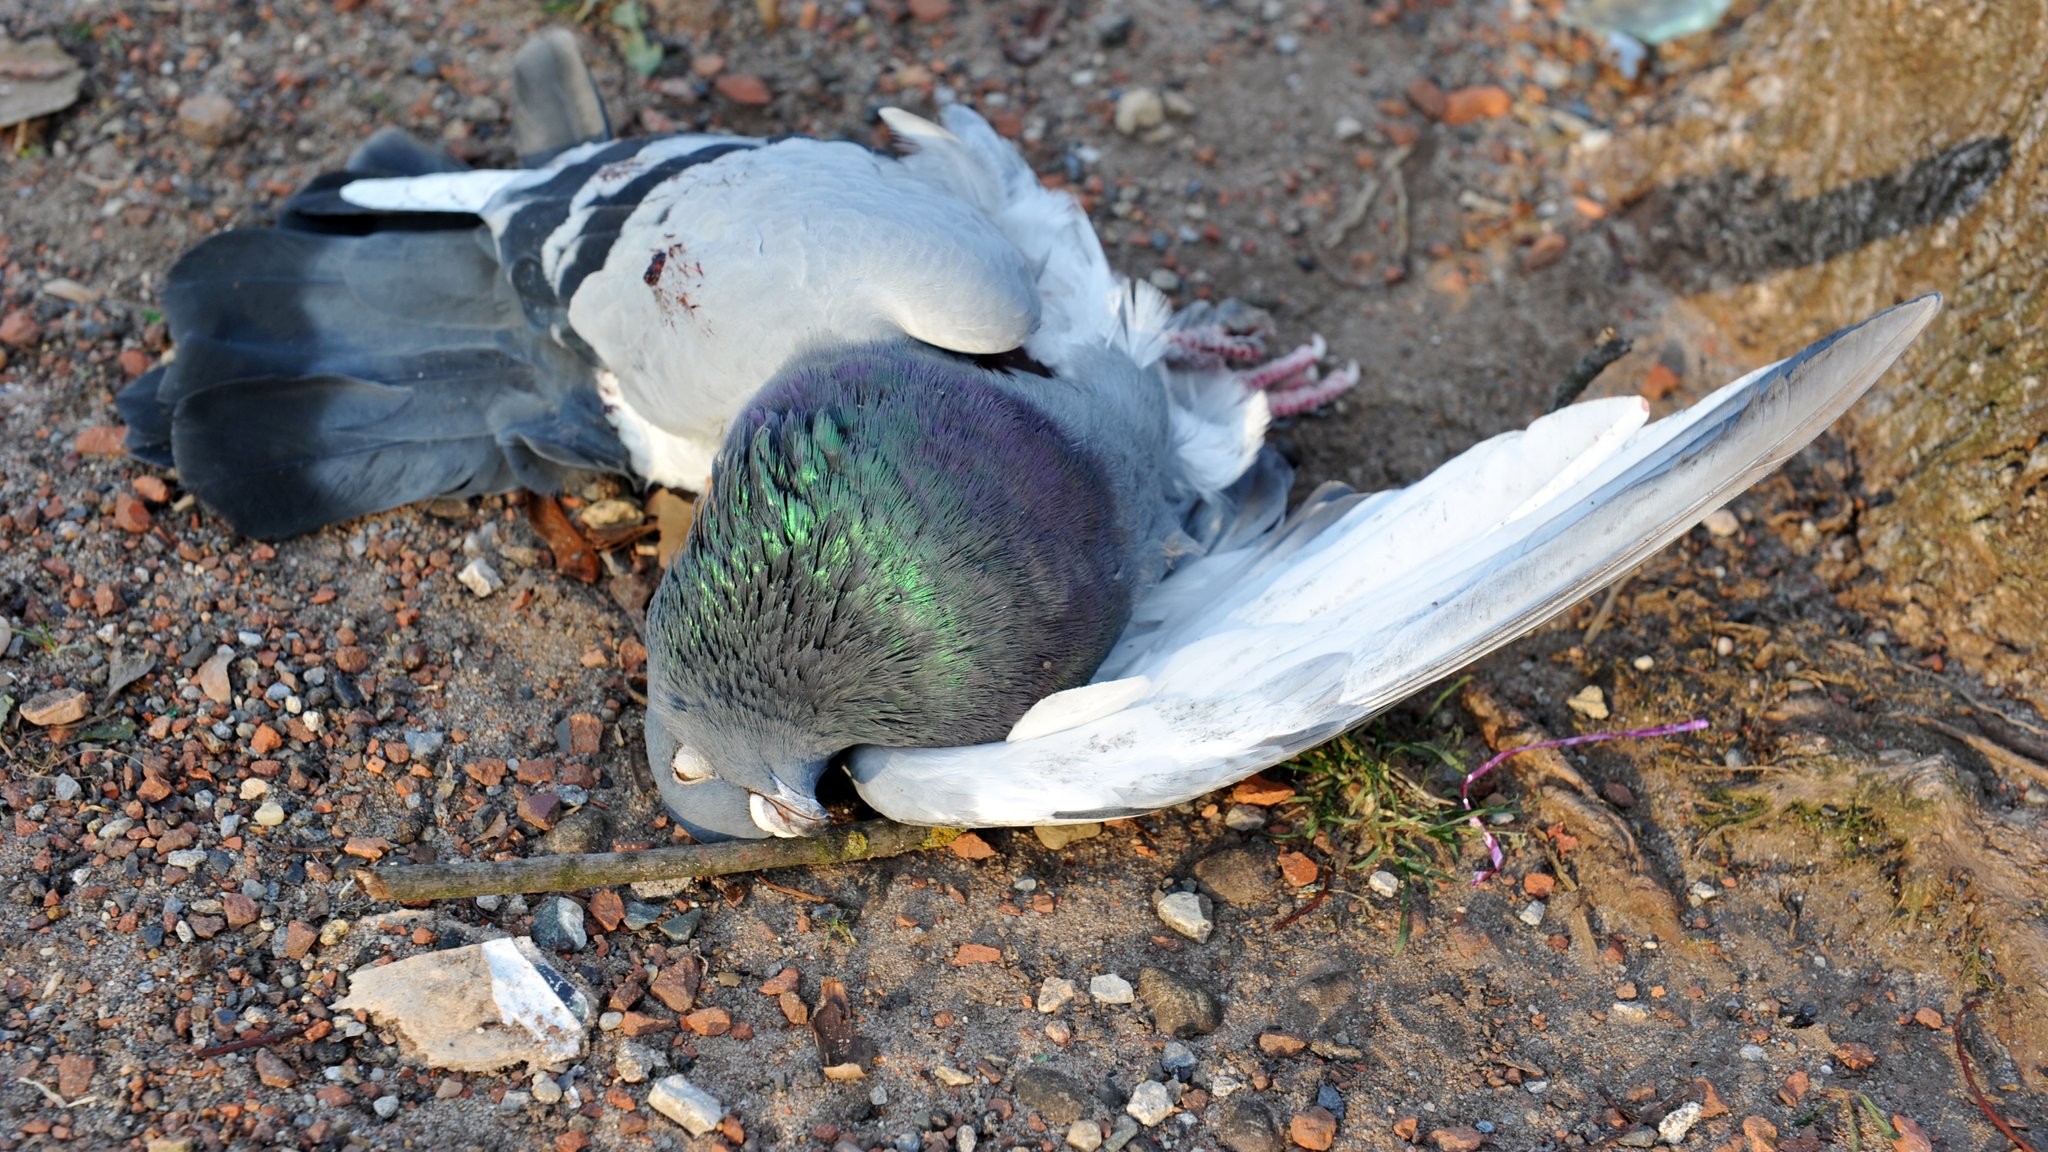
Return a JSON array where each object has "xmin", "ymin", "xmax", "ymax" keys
[{"xmin": 671, "ymin": 747, "xmax": 713, "ymax": 784}]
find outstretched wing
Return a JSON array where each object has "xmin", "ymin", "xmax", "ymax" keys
[{"xmin": 847, "ymin": 296, "xmax": 1941, "ymax": 826}]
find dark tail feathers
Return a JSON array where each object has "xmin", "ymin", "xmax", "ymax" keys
[{"xmin": 120, "ymin": 32, "xmax": 628, "ymax": 540}]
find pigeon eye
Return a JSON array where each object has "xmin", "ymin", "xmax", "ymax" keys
[{"xmin": 670, "ymin": 747, "xmax": 713, "ymax": 783}]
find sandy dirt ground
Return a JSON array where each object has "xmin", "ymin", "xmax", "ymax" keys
[{"xmin": 2, "ymin": 0, "xmax": 2045, "ymax": 1150}]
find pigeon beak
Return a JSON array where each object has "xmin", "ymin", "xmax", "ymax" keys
[{"xmin": 747, "ymin": 774, "xmax": 831, "ymax": 838}]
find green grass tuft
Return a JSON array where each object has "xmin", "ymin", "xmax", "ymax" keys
[{"xmin": 1276, "ymin": 681, "xmax": 1505, "ymax": 900}]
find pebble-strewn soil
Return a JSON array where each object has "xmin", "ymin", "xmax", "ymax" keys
[{"xmin": 2, "ymin": 1, "xmax": 2044, "ymax": 1150}]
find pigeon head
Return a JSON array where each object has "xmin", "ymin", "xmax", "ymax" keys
[{"xmin": 644, "ymin": 339, "xmax": 1137, "ymax": 837}]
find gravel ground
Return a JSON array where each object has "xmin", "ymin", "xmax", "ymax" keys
[{"xmin": 2, "ymin": 0, "xmax": 2044, "ymax": 1150}]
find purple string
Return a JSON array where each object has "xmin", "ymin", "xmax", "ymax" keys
[{"xmin": 1463, "ymin": 717, "xmax": 1710, "ymax": 886}]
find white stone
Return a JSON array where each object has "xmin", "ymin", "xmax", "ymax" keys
[
  {"xmin": 1333, "ymin": 115, "xmax": 1365, "ymax": 140},
  {"xmin": 1038, "ymin": 976, "xmax": 1080, "ymax": 1013},
  {"xmin": 1089, "ymin": 973, "xmax": 1134, "ymax": 1004},
  {"xmin": 1367, "ymin": 870, "xmax": 1400, "ymax": 898},
  {"xmin": 332, "ymin": 937, "xmax": 591, "ymax": 1071},
  {"xmin": 648, "ymin": 1074, "xmax": 724, "ymax": 1136},
  {"xmin": 1222, "ymin": 804, "xmax": 1267, "ymax": 832},
  {"xmin": 1114, "ymin": 88, "xmax": 1165, "ymax": 135},
  {"xmin": 1609, "ymin": 1001, "xmax": 1652, "ymax": 1025},
  {"xmin": 1518, "ymin": 900, "xmax": 1547, "ymax": 927},
  {"xmin": 616, "ymin": 1040, "xmax": 663, "ymax": 1083},
  {"xmin": 240, "ymin": 777, "xmax": 269, "ymax": 800},
  {"xmin": 166, "ymin": 849, "xmax": 209, "ymax": 870},
  {"xmin": 1687, "ymin": 880, "xmax": 1719, "ymax": 905},
  {"xmin": 1738, "ymin": 1043, "xmax": 1767, "ymax": 1061},
  {"xmin": 531, "ymin": 1073, "xmax": 563, "ymax": 1105},
  {"xmin": 254, "ymin": 801, "xmax": 286, "ymax": 826},
  {"xmin": 1126, "ymin": 1080, "xmax": 1174, "ymax": 1126},
  {"xmin": 1067, "ymin": 1119, "xmax": 1104, "ymax": 1150},
  {"xmin": 1702, "ymin": 508, "xmax": 1740, "ymax": 537},
  {"xmin": 1153, "ymin": 890, "xmax": 1214, "ymax": 942},
  {"xmin": 934, "ymin": 1066, "xmax": 976, "ymax": 1086},
  {"xmin": 1658, "ymin": 1100, "xmax": 1703, "ymax": 1143},
  {"xmin": 457, "ymin": 558, "xmax": 503, "ymax": 598},
  {"xmin": 1567, "ymin": 684, "xmax": 1610, "ymax": 720}
]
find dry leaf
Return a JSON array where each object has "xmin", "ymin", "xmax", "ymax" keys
[
  {"xmin": 527, "ymin": 495, "xmax": 601, "ymax": 583},
  {"xmin": 104, "ymin": 639, "xmax": 155, "ymax": 702},
  {"xmin": 811, "ymin": 977, "xmax": 877, "ymax": 1070},
  {"xmin": 0, "ymin": 38, "xmax": 84, "ymax": 130}
]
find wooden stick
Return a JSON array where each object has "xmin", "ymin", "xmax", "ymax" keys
[{"xmin": 355, "ymin": 820, "xmax": 963, "ymax": 903}]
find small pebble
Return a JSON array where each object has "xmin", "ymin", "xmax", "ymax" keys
[
  {"xmin": 1126, "ymin": 1081, "xmax": 1174, "ymax": 1126},
  {"xmin": 372, "ymin": 1095, "xmax": 399, "ymax": 1120},
  {"xmin": 531, "ymin": 895, "xmax": 588, "ymax": 952},
  {"xmin": 1518, "ymin": 900, "xmax": 1546, "ymax": 927},
  {"xmin": 1567, "ymin": 685, "xmax": 1610, "ymax": 720},
  {"xmin": 648, "ymin": 1074, "xmax": 724, "ymax": 1137},
  {"xmin": 1610, "ymin": 1001, "xmax": 1652, "ymax": 1025},
  {"xmin": 254, "ymin": 802, "xmax": 286, "ymax": 826},
  {"xmin": 658, "ymin": 908, "xmax": 703, "ymax": 943},
  {"xmin": 1067, "ymin": 1120, "xmax": 1104, "ymax": 1151},
  {"xmin": 1114, "ymin": 88, "xmax": 1165, "ymax": 135},
  {"xmin": 1657, "ymin": 1100, "xmax": 1702, "ymax": 1144},
  {"xmin": 457, "ymin": 558, "xmax": 503, "ymax": 597},
  {"xmin": 1090, "ymin": 974, "xmax": 1135, "ymax": 1004},
  {"xmin": 1038, "ymin": 976, "xmax": 1080, "ymax": 1013},
  {"xmin": 1152, "ymin": 890, "xmax": 1214, "ymax": 942},
  {"xmin": 1035, "ymin": 823, "xmax": 1102, "ymax": 849},
  {"xmin": 531, "ymin": 1073, "xmax": 563, "ymax": 1105},
  {"xmin": 1222, "ymin": 804, "xmax": 1267, "ymax": 832},
  {"xmin": 1367, "ymin": 870, "xmax": 1400, "ymax": 898},
  {"xmin": 623, "ymin": 900, "xmax": 665, "ymax": 930},
  {"xmin": 1702, "ymin": 509, "xmax": 1740, "ymax": 537}
]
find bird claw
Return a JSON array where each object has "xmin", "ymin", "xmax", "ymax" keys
[
  {"xmin": 1239, "ymin": 335, "xmax": 1357, "ymax": 416},
  {"xmin": 1268, "ymin": 359, "xmax": 1360, "ymax": 417},
  {"xmin": 1166, "ymin": 323, "xmax": 1269, "ymax": 369},
  {"xmin": 1169, "ymin": 321, "xmax": 1357, "ymax": 416}
]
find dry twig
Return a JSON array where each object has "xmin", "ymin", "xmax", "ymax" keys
[{"xmin": 355, "ymin": 820, "xmax": 961, "ymax": 902}]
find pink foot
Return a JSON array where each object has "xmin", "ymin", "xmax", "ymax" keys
[
  {"xmin": 1268, "ymin": 360, "xmax": 1360, "ymax": 416},
  {"xmin": 1234, "ymin": 334, "xmax": 1358, "ymax": 416},
  {"xmin": 1167, "ymin": 324, "xmax": 1267, "ymax": 369}
]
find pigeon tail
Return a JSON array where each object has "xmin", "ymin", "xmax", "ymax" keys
[
  {"xmin": 119, "ymin": 225, "xmax": 629, "ymax": 539},
  {"xmin": 119, "ymin": 33, "xmax": 636, "ymax": 538}
]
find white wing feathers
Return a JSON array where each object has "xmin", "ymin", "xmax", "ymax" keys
[
  {"xmin": 848, "ymin": 295, "xmax": 1941, "ymax": 827},
  {"xmin": 337, "ymin": 170, "xmax": 537, "ymax": 214},
  {"xmin": 887, "ymin": 107, "xmax": 1262, "ymax": 495}
]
